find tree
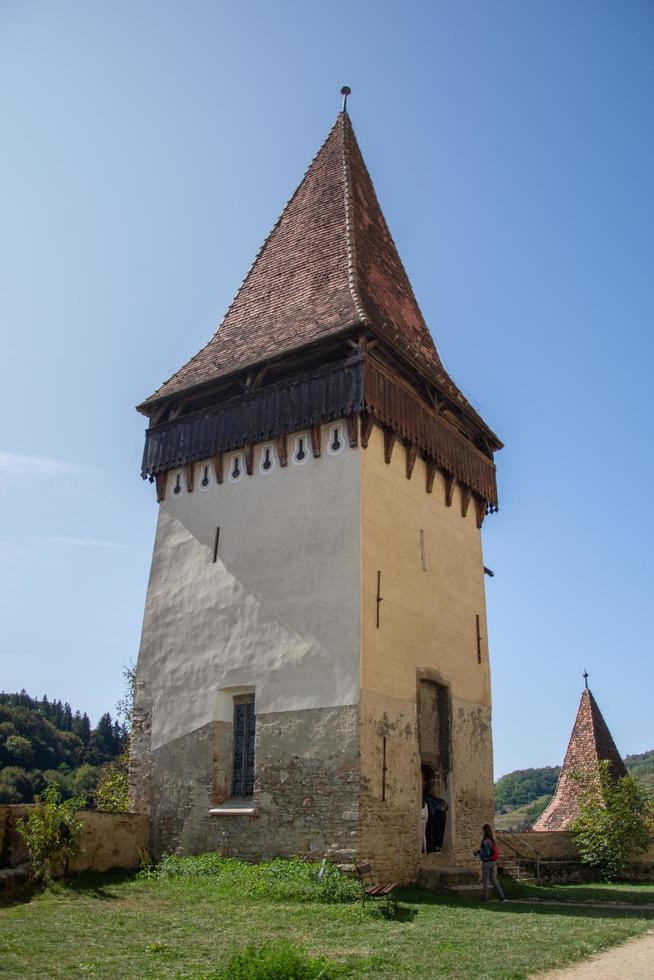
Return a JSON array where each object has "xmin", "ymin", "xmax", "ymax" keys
[
  {"xmin": 94, "ymin": 754, "xmax": 129, "ymax": 812},
  {"xmin": 116, "ymin": 662, "xmax": 136, "ymax": 733},
  {"xmin": 570, "ymin": 760, "xmax": 654, "ymax": 880},
  {"xmin": 5, "ymin": 734, "xmax": 34, "ymax": 768},
  {"xmin": 17, "ymin": 783, "xmax": 85, "ymax": 883}
]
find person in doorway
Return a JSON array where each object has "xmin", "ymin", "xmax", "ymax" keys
[
  {"xmin": 474, "ymin": 824, "xmax": 507, "ymax": 902},
  {"xmin": 421, "ymin": 796, "xmax": 429, "ymax": 853}
]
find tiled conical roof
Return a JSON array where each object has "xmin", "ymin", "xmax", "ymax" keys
[
  {"xmin": 533, "ymin": 689, "xmax": 627, "ymax": 831},
  {"xmin": 140, "ymin": 112, "xmax": 466, "ymax": 410}
]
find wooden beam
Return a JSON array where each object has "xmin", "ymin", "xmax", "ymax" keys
[
  {"xmin": 170, "ymin": 400, "xmax": 188, "ymax": 420},
  {"xmin": 425, "ymin": 460, "xmax": 437, "ymax": 494},
  {"xmin": 252, "ymin": 362, "xmax": 270, "ymax": 388},
  {"xmin": 150, "ymin": 403, "xmax": 169, "ymax": 428},
  {"xmin": 360, "ymin": 412, "xmax": 374, "ymax": 449},
  {"xmin": 185, "ymin": 463, "xmax": 195, "ymax": 493},
  {"xmin": 383, "ymin": 428, "xmax": 396, "ymax": 465},
  {"xmin": 460, "ymin": 486, "xmax": 472, "ymax": 518},
  {"xmin": 155, "ymin": 472, "xmax": 168, "ymax": 502},
  {"xmin": 244, "ymin": 444, "xmax": 254, "ymax": 476},
  {"xmin": 346, "ymin": 414, "xmax": 359, "ymax": 448},
  {"xmin": 276, "ymin": 434, "xmax": 288, "ymax": 467},
  {"xmin": 212, "ymin": 454, "xmax": 224, "ymax": 484},
  {"xmin": 405, "ymin": 443, "xmax": 418, "ymax": 480},
  {"xmin": 444, "ymin": 472, "xmax": 455, "ymax": 507},
  {"xmin": 310, "ymin": 424, "xmax": 322, "ymax": 458},
  {"xmin": 475, "ymin": 496, "xmax": 487, "ymax": 529}
]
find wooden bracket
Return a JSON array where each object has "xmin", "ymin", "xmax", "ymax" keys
[
  {"xmin": 383, "ymin": 427, "xmax": 396, "ymax": 465},
  {"xmin": 460, "ymin": 486, "xmax": 472, "ymax": 518},
  {"xmin": 346, "ymin": 414, "xmax": 359, "ymax": 448},
  {"xmin": 252, "ymin": 362, "xmax": 270, "ymax": 388},
  {"xmin": 185, "ymin": 463, "xmax": 195, "ymax": 493},
  {"xmin": 310, "ymin": 425, "xmax": 322, "ymax": 458},
  {"xmin": 150, "ymin": 403, "xmax": 169, "ymax": 428},
  {"xmin": 244, "ymin": 445, "xmax": 254, "ymax": 476},
  {"xmin": 276, "ymin": 434, "xmax": 288, "ymax": 467},
  {"xmin": 475, "ymin": 496, "xmax": 487, "ymax": 529},
  {"xmin": 170, "ymin": 400, "xmax": 188, "ymax": 420},
  {"xmin": 405, "ymin": 443, "xmax": 418, "ymax": 480},
  {"xmin": 425, "ymin": 460, "xmax": 437, "ymax": 494},
  {"xmin": 212, "ymin": 454, "xmax": 224, "ymax": 485},
  {"xmin": 360, "ymin": 412, "xmax": 374, "ymax": 449},
  {"xmin": 155, "ymin": 472, "xmax": 168, "ymax": 502},
  {"xmin": 444, "ymin": 472, "xmax": 455, "ymax": 507}
]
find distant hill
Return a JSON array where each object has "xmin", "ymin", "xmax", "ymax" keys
[
  {"xmin": 495, "ymin": 766, "xmax": 561, "ymax": 811},
  {"xmin": 625, "ymin": 750, "xmax": 654, "ymax": 794},
  {"xmin": 0, "ymin": 691, "xmax": 126, "ymax": 804},
  {"xmin": 495, "ymin": 751, "xmax": 654, "ymax": 831}
]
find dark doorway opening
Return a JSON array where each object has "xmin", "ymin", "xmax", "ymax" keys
[{"xmin": 418, "ymin": 680, "xmax": 451, "ymax": 853}]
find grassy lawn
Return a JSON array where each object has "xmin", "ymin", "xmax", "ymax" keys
[
  {"xmin": 501, "ymin": 878, "xmax": 654, "ymax": 905},
  {"xmin": 1, "ymin": 873, "xmax": 653, "ymax": 978}
]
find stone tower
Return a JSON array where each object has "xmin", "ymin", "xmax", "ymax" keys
[
  {"xmin": 533, "ymin": 685, "xmax": 626, "ymax": 832},
  {"xmin": 130, "ymin": 103, "xmax": 503, "ymax": 882}
]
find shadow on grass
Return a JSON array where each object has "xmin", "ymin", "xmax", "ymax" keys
[
  {"xmin": 502, "ymin": 880, "xmax": 654, "ymax": 906},
  {"xmin": 65, "ymin": 870, "xmax": 137, "ymax": 899},
  {"xmin": 361, "ymin": 899, "xmax": 418, "ymax": 922},
  {"xmin": 396, "ymin": 887, "xmax": 654, "ymax": 921}
]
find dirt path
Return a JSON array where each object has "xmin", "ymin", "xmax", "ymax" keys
[{"xmin": 533, "ymin": 929, "xmax": 654, "ymax": 979}]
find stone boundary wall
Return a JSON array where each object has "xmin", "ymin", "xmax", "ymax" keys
[
  {"xmin": 498, "ymin": 830, "xmax": 654, "ymax": 881},
  {"xmin": 0, "ymin": 806, "xmax": 149, "ymax": 873}
]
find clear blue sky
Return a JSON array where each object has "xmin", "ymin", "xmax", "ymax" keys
[{"xmin": 1, "ymin": 1, "xmax": 652, "ymax": 777}]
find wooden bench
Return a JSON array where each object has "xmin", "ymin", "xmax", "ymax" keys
[{"xmin": 355, "ymin": 864, "xmax": 398, "ymax": 901}]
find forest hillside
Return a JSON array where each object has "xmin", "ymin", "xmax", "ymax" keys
[
  {"xmin": 0, "ymin": 691, "xmax": 126, "ymax": 804},
  {"xmin": 495, "ymin": 751, "xmax": 654, "ymax": 830}
]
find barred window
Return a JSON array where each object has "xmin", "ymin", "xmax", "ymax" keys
[{"xmin": 232, "ymin": 695, "xmax": 255, "ymax": 798}]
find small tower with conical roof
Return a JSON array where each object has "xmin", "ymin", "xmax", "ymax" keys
[
  {"xmin": 130, "ymin": 97, "xmax": 503, "ymax": 880},
  {"xmin": 533, "ymin": 683, "xmax": 626, "ymax": 832}
]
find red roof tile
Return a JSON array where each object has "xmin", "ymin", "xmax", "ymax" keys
[
  {"xmin": 533, "ymin": 689, "xmax": 627, "ymax": 832},
  {"xmin": 140, "ymin": 112, "xmax": 469, "ymax": 410}
]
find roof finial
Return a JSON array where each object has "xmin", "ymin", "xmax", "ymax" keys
[
  {"xmin": 341, "ymin": 85, "xmax": 351, "ymax": 114},
  {"xmin": 583, "ymin": 669, "xmax": 589, "ymax": 689}
]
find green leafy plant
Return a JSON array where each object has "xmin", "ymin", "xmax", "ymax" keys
[
  {"xmin": 208, "ymin": 939, "xmax": 346, "ymax": 979},
  {"xmin": 94, "ymin": 753, "xmax": 129, "ymax": 812},
  {"xmin": 570, "ymin": 760, "xmax": 654, "ymax": 880},
  {"xmin": 17, "ymin": 783, "xmax": 85, "ymax": 883},
  {"xmin": 143, "ymin": 854, "xmax": 361, "ymax": 903}
]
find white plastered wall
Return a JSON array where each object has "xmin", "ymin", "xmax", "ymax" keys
[{"xmin": 136, "ymin": 423, "xmax": 361, "ymax": 752}]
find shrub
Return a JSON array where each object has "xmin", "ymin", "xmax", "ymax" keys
[
  {"xmin": 16, "ymin": 783, "xmax": 85, "ymax": 883},
  {"xmin": 570, "ymin": 760, "xmax": 654, "ymax": 880},
  {"xmin": 145, "ymin": 854, "xmax": 361, "ymax": 903},
  {"xmin": 208, "ymin": 939, "xmax": 345, "ymax": 979},
  {"xmin": 94, "ymin": 753, "xmax": 129, "ymax": 812}
]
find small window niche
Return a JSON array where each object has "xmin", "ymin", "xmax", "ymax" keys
[
  {"xmin": 259, "ymin": 443, "xmax": 275, "ymax": 475},
  {"xmin": 228, "ymin": 452, "xmax": 244, "ymax": 484},
  {"xmin": 232, "ymin": 694, "xmax": 256, "ymax": 799},
  {"xmin": 292, "ymin": 433, "xmax": 309, "ymax": 465},
  {"xmin": 327, "ymin": 424, "xmax": 344, "ymax": 456},
  {"xmin": 172, "ymin": 470, "xmax": 183, "ymax": 497},
  {"xmin": 198, "ymin": 463, "xmax": 212, "ymax": 492}
]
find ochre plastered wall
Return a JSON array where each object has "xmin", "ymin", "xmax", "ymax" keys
[{"xmin": 359, "ymin": 424, "xmax": 495, "ymax": 873}]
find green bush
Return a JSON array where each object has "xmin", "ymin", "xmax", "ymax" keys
[
  {"xmin": 94, "ymin": 753, "xmax": 129, "ymax": 812},
  {"xmin": 208, "ymin": 939, "xmax": 345, "ymax": 979},
  {"xmin": 17, "ymin": 783, "xmax": 85, "ymax": 883},
  {"xmin": 571, "ymin": 760, "xmax": 654, "ymax": 880},
  {"xmin": 145, "ymin": 854, "xmax": 361, "ymax": 903}
]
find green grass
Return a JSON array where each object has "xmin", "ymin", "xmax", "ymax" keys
[
  {"xmin": 1, "ymin": 870, "xmax": 653, "ymax": 978},
  {"xmin": 501, "ymin": 878, "xmax": 654, "ymax": 905}
]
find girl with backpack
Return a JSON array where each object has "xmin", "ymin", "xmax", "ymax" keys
[{"xmin": 474, "ymin": 824, "xmax": 508, "ymax": 902}]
